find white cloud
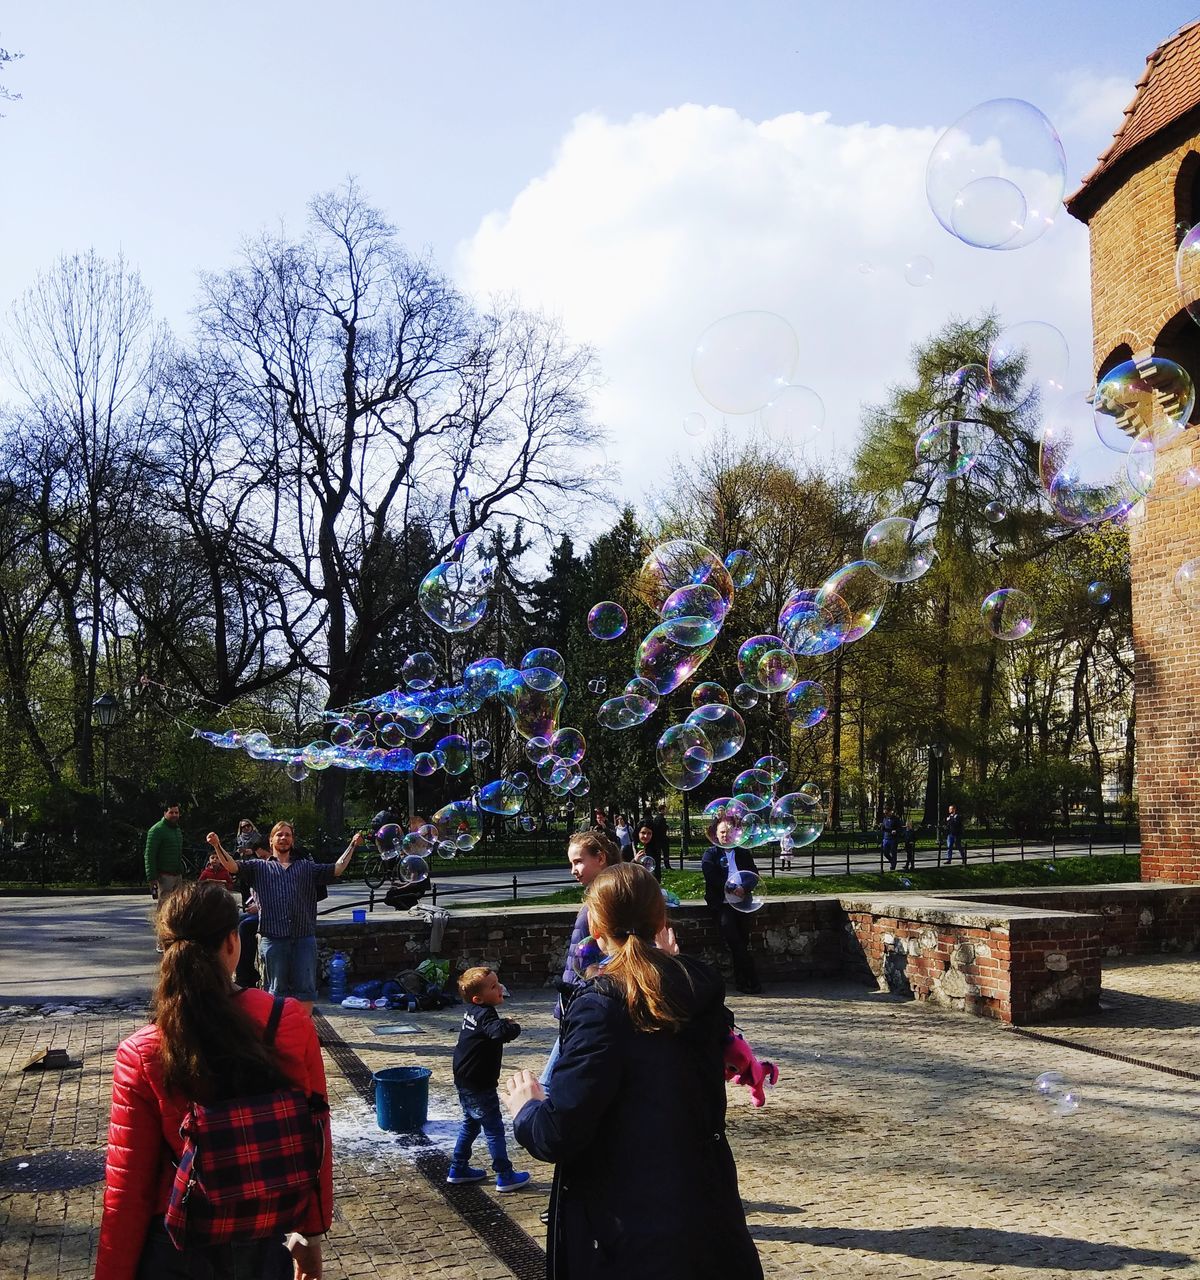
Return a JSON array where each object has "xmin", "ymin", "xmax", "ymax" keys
[
  {"xmin": 1053, "ymin": 69, "xmax": 1136, "ymax": 159},
  {"xmin": 455, "ymin": 104, "xmax": 1095, "ymax": 520}
]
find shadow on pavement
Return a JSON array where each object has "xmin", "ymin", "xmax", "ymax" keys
[{"xmin": 750, "ymin": 1224, "xmax": 1194, "ymax": 1270}]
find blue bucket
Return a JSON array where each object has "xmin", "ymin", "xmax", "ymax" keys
[{"xmin": 373, "ymin": 1066, "xmax": 431, "ymax": 1132}]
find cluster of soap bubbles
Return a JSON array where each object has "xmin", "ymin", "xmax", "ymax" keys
[{"xmin": 1034, "ymin": 1070, "xmax": 1080, "ymax": 1117}]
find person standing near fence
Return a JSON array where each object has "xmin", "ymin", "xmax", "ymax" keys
[
  {"xmin": 145, "ymin": 800, "xmax": 184, "ymax": 952},
  {"xmin": 880, "ymin": 807, "xmax": 899, "ymax": 872},
  {"xmin": 944, "ymin": 805, "xmax": 965, "ymax": 865},
  {"xmin": 902, "ymin": 820, "xmax": 917, "ymax": 872}
]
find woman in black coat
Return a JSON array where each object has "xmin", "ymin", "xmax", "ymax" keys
[{"xmin": 504, "ymin": 863, "xmax": 762, "ymax": 1280}]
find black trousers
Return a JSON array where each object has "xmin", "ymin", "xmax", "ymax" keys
[
  {"xmin": 235, "ymin": 913, "xmax": 261, "ymax": 989},
  {"xmin": 714, "ymin": 906, "xmax": 759, "ymax": 992},
  {"xmin": 137, "ymin": 1220, "xmax": 291, "ymax": 1279}
]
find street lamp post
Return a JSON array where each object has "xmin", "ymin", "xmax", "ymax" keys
[
  {"xmin": 930, "ymin": 742, "xmax": 945, "ymax": 861},
  {"xmin": 92, "ymin": 693, "xmax": 119, "ymax": 814}
]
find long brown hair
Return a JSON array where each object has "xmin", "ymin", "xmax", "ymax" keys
[
  {"xmin": 585, "ymin": 863, "xmax": 687, "ymax": 1033},
  {"xmin": 568, "ymin": 830, "xmax": 619, "ymax": 866},
  {"xmin": 153, "ymin": 881, "xmax": 288, "ymax": 1100}
]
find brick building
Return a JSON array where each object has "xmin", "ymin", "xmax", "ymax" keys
[{"xmin": 1067, "ymin": 20, "xmax": 1200, "ymax": 882}]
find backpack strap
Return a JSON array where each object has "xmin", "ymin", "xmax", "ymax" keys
[{"xmin": 264, "ymin": 995, "xmax": 286, "ymax": 1046}]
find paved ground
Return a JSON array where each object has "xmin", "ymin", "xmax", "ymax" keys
[{"xmin": 1, "ymin": 947, "xmax": 1196, "ymax": 1279}]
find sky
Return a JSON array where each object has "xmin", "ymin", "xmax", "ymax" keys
[{"xmin": 0, "ymin": 1, "xmax": 1196, "ymax": 537}]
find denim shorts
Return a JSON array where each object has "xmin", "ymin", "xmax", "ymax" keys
[{"xmin": 259, "ymin": 935, "xmax": 318, "ymax": 1002}]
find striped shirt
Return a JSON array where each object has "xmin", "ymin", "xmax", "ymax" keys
[{"xmin": 238, "ymin": 858, "xmax": 337, "ymax": 939}]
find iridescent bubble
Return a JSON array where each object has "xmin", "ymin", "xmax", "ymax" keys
[
  {"xmin": 732, "ymin": 682, "xmax": 760, "ymax": 710},
  {"xmin": 497, "ymin": 669, "xmax": 565, "ymax": 741},
  {"xmin": 479, "ymin": 779, "xmax": 524, "ymax": 817},
  {"xmin": 635, "ymin": 622, "xmax": 718, "ymax": 695},
  {"xmin": 755, "ymin": 755, "xmax": 787, "ymax": 784},
  {"xmin": 417, "ymin": 560, "xmax": 490, "ymax": 634},
  {"xmin": 509, "ymin": 770, "xmax": 530, "ymax": 791},
  {"xmin": 987, "ymin": 321, "xmax": 1070, "ymax": 407},
  {"xmin": 328, "ymin": 722, "xmax": 353, "ymax": 747},
  {"xmin": 662, "ymin": 583, "xmax": 728, "ymax": 626},
  {"xmin": 587, "ymin": 678, "xmax": 608, "ymax": 695},
  {"xmin": 683, "ymin": 411, "xmax": 708, "ymax": 438},
  {"xmin": 983, "ymin": 500, "xmax": 1008, "ymax": 523},
  {"xmin": 915, "ymin": 419, "xmax": 989, "ymax": 480},
  {"xmin": 692, "ymin": 311, "xmax": 800, "ymax": 415},
  {"xmin": 635, "ymin": 540, "xmax": 735, "ymax": 614},
  {"xmin": 243, "ymin": 731, "xmax": 273, "ymax": 760},
  {"xmin": 862, "ymin": 516, "xmax": 937, "ymax": 583},
  {"xmin": 571, "ymin": 775, "xmax": 591, "ymax": 797},
  {"xmin": 301, "ymin": 739, "xmax": 335, "ymax": 771},
  {"xmin": 588, "ymin": 601, "xmax": 628, "ymax": 640},
  {"xmin": 520, "ymin": 648, "xmax": 566, "ymax": 692},
  {"xmin": 660, "ymin": 615, "xmax": 721, "ymax": 648},
  {"xmin": 1176, "ymin": 222, "xmax": 1200, "ymax": 326},
  {"xmin": 418, "ymin": 822, "xmax": 439, "ymax": 845},
  {"xmin": 1087, "ymin": 580, "xmax": 1112, "ymax": 606},
  {"xmin": 1093, "ymin": 357, "xmax": 1193, "ymax": 451},
  {"xmin": 778, "ymin": 588, "xmax": 850, "ymax": 656},
  {"xmin": 402, "ymin": 830, "xmax": 431, "ymax": 856},
  {"xmin": 472, "ymin": 738, "xmax": 492, "ymax": 760},
  {"xmin": 435, "ymin": 734, "xmax": 471, "ymax": 776},
  {"xmin": 981, "ymin": 588, "xmax": 1038, "ymax": 640},
  {"xmin": 798, "ymin": 781, "xmax": 822, "ymax": 806},
  {"xmin": 723, "ymin": 549, "xmax": 758, "ymax": 589},
  {"xmin": 691, "ymin": 681, "xmax": 729, "ymax": 708},
  {"xmin": 737, "ymin": 635, "xmax": 798, "ymax": 694},
  {"xmin": 550, "ymin": 727, "xmax": 587, "ymax": 766},
  {"xmin": 537, "ymin": 756, "xmax": 570, "ymax": 786},
  {"xmin": 704, "ymin": 797, "xmax": 749, "ymax": 847},
  {"xmin": 685, "ymin": 703, "xmax": 746, "ymax": 761},
  {"xmin": 375, "ymin": 823, "xmax": 404, "ymax": 856},
  {"xmin": 944, "ymin": 363, "xmax": 994, "ymax": 409},
  {"xmin": 285, "ymin": 758, "xmax": 308, "ymax": 782},
  {"xmin": 464, "ymin": 657, "xmax": 506, "ymax": 697},
  {"xmin": 597, "ymin": 694, "xmax": 655, "ymax": 730},
  {"xmin": 519, "ymin": 814, "xmax": 537, "ymax": 832},
  {"xmin": 739, "ymin": 813, "xmax": 776, "ymax": 849},
  {"xmin": 399, "ymin": 853, "xmax": 430, "ymax": 884},
  {"xmin": 926, "ymin": 99, "xmax": 1066, "ymax": 250},
  {"xmin": 724, "ymin": 867, "xmax": 763, "ymax": 912},
  {"xmin": 525, "ymin": 735, "xmax": 551, "ymax": 763},
  {"xmin": 1173, "ymin": 558, "xmax": 1200, "ymax": 610},
  {"xmin": 1034, "ymin": 1071, "xmax": 1080, "ymax": 1117},
  {"xmin": 402, "ymin": 651, "xmax": 438, "ymax": 690},
  {"xmin": 784, "ymin": 680, "xmax": 829, "ymax": 728},
  {"xmin": 904, "ymin": 254, "xmax": 934, "ymax": 287},
  {"xmin": 733, "ymin": 767, "xmax": 773, "ymax": 811},
  {"xmin": 413, "ymin": 751, "xmax": 439, "ymax": 777},
  {"xmin": 624, "ymin": 676, "xmax": 660, "ymax": 703},
  {"xmin": 656, "ymin": 722, "xmax": 714, "ymax": 791},
  {"xmin": 816, "ymin": 564, "xmax": 889, "ymax": 645},
  {"xmin": 760, "ymin": 383, "xmax": 825, "ymax": 440}
]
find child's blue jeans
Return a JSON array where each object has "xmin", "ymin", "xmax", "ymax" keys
[{"xmin": 453, "ymin": 1087, "xmax": 513, "ymax": 1173}]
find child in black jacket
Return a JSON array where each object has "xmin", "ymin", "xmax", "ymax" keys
[{"xmin": 449, "ymin": 966, "xmax": 531, "ymax": 1192}]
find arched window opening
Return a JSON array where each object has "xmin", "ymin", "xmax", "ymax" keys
[
  {"xmin": 1153, "ymin": 310, "xmax": 1200, "ymax": 425},
  {"xmin": 1174, "ymin": 152, "xmax": 1200, "ymax": 245}
]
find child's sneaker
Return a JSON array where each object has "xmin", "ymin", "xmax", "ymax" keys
[
  {"xmin": 496, "ymin": 1169, "xmax": 532, "ymax": 1193},
  {"xmin": 446, "ymin": 1165, "xmax": 487, "ymax": 1184}
]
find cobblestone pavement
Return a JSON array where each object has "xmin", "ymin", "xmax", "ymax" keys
[{"xmin": 1, "ymin": 958, "xmax": 1197, "ymax": 1278}]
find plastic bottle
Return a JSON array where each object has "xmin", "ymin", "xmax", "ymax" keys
[{"xmin": 329, "ymin": 952, "xmax": 348, "ymax": 1004}]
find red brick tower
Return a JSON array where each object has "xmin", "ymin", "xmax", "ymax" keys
[{"xmin": 1067, "ymin": 22, "xmax": 1200, "ymax": 882}]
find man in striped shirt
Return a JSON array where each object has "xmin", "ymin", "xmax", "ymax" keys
[{"xmin": 208, "ymin": 821, "xmax": 362, "ymax": 1013}]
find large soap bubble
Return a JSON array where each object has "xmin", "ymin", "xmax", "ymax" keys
[
  {"xmin": 760, "ymin": 383, "xmax": 825, "ymax": 440},
  {"xmin": 704, "ymin": 797, "xmax": 749, "ymax": 848},
  {"xmin": 816, "ymin": 563, "xmax": 889, "ymax": 645},
  {"xmin": 737, "ymin": 635, "xmax": 798, "ymax": 694},
  {"xmin": 862, "ymin": 516, "xmax": 936, "ymax": 583},
  {"xmin": 724, "ymin": 866, "xmax": 763, "ymax": 912},
  {"xmin": 733, "ymin": 767, "xmax": 774, "ymax": 811},
  {"xmin": 987, "ymin": 321, "xmax": 1070, "ymax": 409},
  {"xmin": 434, "ymin": 734, "xmax": 471, "ymax": 776},
  {"xmin": 980, "ymin": 588, "xmax": 1038, "ymax": 640},
  {"xmin": 496, "ymin": 669, "xmax": 565, "ymax": 741},
  {"xmin": 926, "ymin": 99, "xmax": 1066, "ymax": 250},
  {"xmin": 1093, "ymin": 357, "xmax": 1193, "ymax": 451},
  {"xmin": 723, "ymin": 549, "xmax": 758, "ymax": 590},
  {"xmin": 550, "ymin": 726, "xmax": 587, "ymax": 766},
  {"xmin": 692, "ymin": 311, "xmax": 799, "ymax": 415},
  {"xmin": 915, "ymin": 420, "xmax": 989, "ymax": 480},
  {"xmin": 597, "ymin": 693, "xmax": 656, "ymax": 730},
  {"xmin": 478, "ymin": 778, "xmax": 525, "ymax": 817},
  {"xmin": 691, "ymin": 681, "xmax": 729, "ymax": 707},
  {"xmin": 784, "ymin": 680, "xmax": 829, "ymax": 728},
  {"xmin": 685, "ymin": 703, "xmax": 746, "ymax": 761},
  {"xmin": 418, "ymin": 559, "xmax": 490, "ymax": 633},
  {"xmin": 778, "ymin": 588, "xmax": 849, "ymax": 656},
  {"xmin": 636, "ymin": 622, "xmax": 718, "ymax": 695},
  {"xmin": 635, "ymin": 540, "xmax": 735, "ymax": 613},
  {"xmin": 520, "ymin": 647, "xmax": 566, "ymax": 692},
  {"xmin": 656, "ymin": 722, "xmax": 714, "ymax": 791},
  {"xmin": 587, "ymin": 601, "xmax": 628, "ymax": 640},
  {"xmin": 402, "ymin": 651, "xmax": 437, "ymax": 690}
]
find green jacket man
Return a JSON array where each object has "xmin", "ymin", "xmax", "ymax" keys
[{"xmin": 144, "ymin": 802, "xmax": 184, "ymax": 887}]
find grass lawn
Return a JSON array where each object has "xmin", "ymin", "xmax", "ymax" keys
[{"xmin": 451, "ymin": 853, "xmax": 1141, "ymax": 909}]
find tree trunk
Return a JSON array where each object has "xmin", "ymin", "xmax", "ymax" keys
[{"xmin": 829, "ymin": 649, "xmax": 843, "ymax": 826}]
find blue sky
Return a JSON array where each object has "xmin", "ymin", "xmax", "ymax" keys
[{"xmin": 0, "ymin": 2, "xmax": 1195, "ymax": 510}]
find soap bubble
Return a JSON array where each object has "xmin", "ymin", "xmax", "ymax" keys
[
  {"xmin": 660, "ymin": 615, "xmax": 722, "ymax": 648},
  {"xmin": 737, "ymin": 635, "xmax": 798, "ymax": 694},
  {"xmin": 301, "ymin": 740, "xmax": 335, "ymax": 771},
  {"xmin": 663, "ymin": 582, "xmax": 729, "ymax": 626},
  {"xmin": 464, "ymin": 657, "xmax": 506, "ymax": 697},
  {"xmin": 509, "ymin": 771, "xmax": 530, "ymax": 792},
  {"xmin": 497, "ymin": 669, "xmax": 565, "ymax": 741},
  {"xmin": 704, "ymin": 797, "xmax": 749, "ymax": 847},
  {"xmin": 401, "ymin": 651, "xmax": 437, "ymax": 689},
  {"xmin": 724, "ymin": 867, "xmax": 763, "ymax": 912},
  {"xmin": 983, "ymin": 500, "xmax": 1008, "ymax": 523},
  {"xmin": 1087, "ymin": 580, "xmax": 1112, "ymax": 606},
  {"xmin": 988, "ymin": 321, "xmax": 1070, "ymax": 408},
  {"xmin": 760, "ymin": 383, "xmax": 825, "ymax": 440},
  {"xmin": 656, "ymin": 722, "xmax": 714, "ymax": 791},
  {"xmin": 550, "ymin": 727, "xmax": 587, "ymax": 766},
  {"xmin": 816, "ymin": 564, "xmax": 889, "ymax": 645},
  {"xmin": 520, "ymin": 815, "xmax": 537, "ymax": 832},
  {"xmin": 862, "ymin": 516, "xmax": 937, "ymax": 583},
  {"xmin": 243, "ymin": 731, "xmax": 273, "ymax": 760},
  {"xmin": 733, "ymin": 767, "xmax": 774, "ymax": 811},
  {"xmin": 435, "ymin": 734, "xmax": 471, "ymax": 776},
  {"xmin": 692, "ymin": 311, "xmax": 800, "ymax": 415},
  {"xmin": 399, "ymin": 853, "xmax": 430, "ymax": 884},
  {"xmin": 1034, "ymin": 1071, "xmax": 1080, "ymax": 1117},
  {"xmin": 756, "ymin": 755, "xmax": 787, "ymax": 783},
  {"xmin": 588, "ymin": 601, "xmax": 628, "ymax": 640},
  {"xmin": 778, "ymin": 587, "xmax": 850, "ymax": 656},
  {"xmin": 636, "ymin": 622, "xmax": 718, "ymax": 695},
  {"xmin": 723, "ymin": 549, "xmax": 758, "ymax": 589},
  {"xmin": 798, "ymin": 780, "xmax": 822, "ymax": 806},
  {"xmin": 685, "ymin": 703, "xmax": 746, "ymax": 761},
  {"xmin": 904, "ymin": 254, "xmax": 934, "ymax": 287},
  {"xmin": 571, "ymin": 775, "xmax": 591, "ymax": 797},
  {"xmin": 915, "ymin": 419, "xmax": 989, "ymax": 480},
  {"xmin": 526, "ymin": 735, "xmax": 552, "ymax": 763},
  {"xmin": 479, "ymin": 779, "xmax": 524, "ymax": 817},
  {"xmin": 1093, "ymin": 356, "xmax": 1193, "ymax": 450},
  {"xmin": 926, "ymin": 99, "xmax": 1066, "ymax": 250},
  {"xmin": 472, "ymin": 738, "xmax": 492, "ymax": 760},
  {"xmin": 375, "ymin": 823, "xmax": 404, "ymax": 856},
  {"xmin": 785, "ymin": 680, "xmax": 829, "ymax": 728},
  {"xmin": 944, "ymin": 363, "xmax": 994, "ymax": 409},
  {"xmin": 1173, "ymin": 558, "xmax": 1200, "ymax": 610},
  {"xmin": 625, "ymin": 676, "xmax": 661, "ymax": 703},
  {"xmin": 402, "ymin": 830, "xmax": 431, "ymax": 856},
  {"xmin": 1176, "ymin": 222, "xmax": 1200, "ymax": 326},
  {"xmin": 285, "ymin": 758, "xmax": 308, "ymax": 782},
  {"xmin": 981, "ymin": 588, "xmax": 1038, "ymax": 640},
  {"xmin": 683, "ymin": 411, "xmax": 708, "ymax": 438},
  {"xmin": 597, "ymin": 694, "xmax": 655, "ymax": 730},
  {"xmin": 418, "ymin": 560, "xmax": 490, "ymax": 633},
  {"xmin": 413, "ymin": 751, "xmax": 439, "ymax": 777},
  {"xmin": 587, "ymin": 678, "xmax": 607, "ymax": 695},
  {"xmin": 520, "ymin": 648, "xmax": 566, "ymax": 692},
  {"xmin": 635, "ymin": 540, "xmax": 734, "ymax": 614},
  {"xmin": 732, "ymin": 682, "xmax": 760, "ymax": 710},
  {"xmin": 572, "ymin": 934, "xmax": 604, "ymax": 975}
]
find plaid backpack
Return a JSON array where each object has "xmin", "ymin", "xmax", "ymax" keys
[{"xmin": 164, "ymin": 996, "xmax": 327, "ymax": 1248}]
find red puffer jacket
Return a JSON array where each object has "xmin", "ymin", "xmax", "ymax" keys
[{"xmin": 94, "ymin": 989, "xmax": 333, "ymax": 1280}]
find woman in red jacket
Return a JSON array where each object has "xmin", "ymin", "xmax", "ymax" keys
[{"xmin": 95, "ymin": 881, "xmax": 333, "ymax": 1280}]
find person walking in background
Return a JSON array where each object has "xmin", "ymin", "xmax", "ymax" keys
[
  {"xmin": 614, "ymin": 813, "xmax": 633, "ymax": 858},
  {"xmin": 902, "ymin": 820, "xmax": 917, "ymax": 872},
  {"xmin": 144, "ymin": 800, "xmax": 184, "ymax": 951},
  {"xmin": 701, "ymin": 823, "xmax": 762, "ymax": 994},
  {"xmin": 880, "ymin": 807, "xmax": 899, "ymax": 872},
  {"xmin": 944, "ymin": 805, "xmax": 965, "ymax": 865},
  {"xmin": 95, "ymin": 881, "xmax": 331, "ymax": 1280},
  {"xmin": 504, "ymin": 864, "xmax": 763, "ymax": 1279}
]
